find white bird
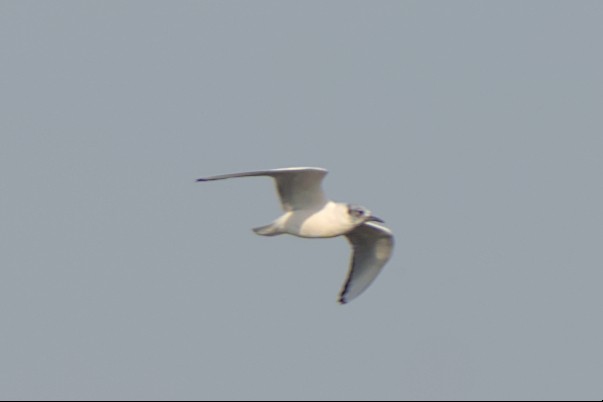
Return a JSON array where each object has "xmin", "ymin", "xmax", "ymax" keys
[{"xmin": 196, "ymin": 167, "xmax": 394, "ymax": 304}]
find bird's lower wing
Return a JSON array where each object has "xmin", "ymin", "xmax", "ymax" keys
[{"xmin": 340, "ymin": 222, "xmax": 394, "ymax": 304}]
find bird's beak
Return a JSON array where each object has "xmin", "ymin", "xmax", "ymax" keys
[{"xmin": 367, "ymin": 215, "xmax": 385, "ymax": 223}]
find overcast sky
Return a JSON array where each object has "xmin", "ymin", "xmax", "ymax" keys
[{"xmin": 1, "ymin": 1, "xmax": 602, "ymax": 400}]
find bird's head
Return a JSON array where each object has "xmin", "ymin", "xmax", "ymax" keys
[{"xmin": 346, "ymin": 204, "xmax": 384, "ymax": 225}]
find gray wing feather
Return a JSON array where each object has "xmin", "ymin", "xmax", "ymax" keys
[
  {"xmin": 197, "ymin": 167, "xmax": 328, "ymax": 211},
  {"xmin": 339, "ymin": 222, "xmax": 394, "ymax": 304}
]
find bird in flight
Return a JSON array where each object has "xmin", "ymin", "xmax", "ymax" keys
[{"xmin": 196, "ymin": 167, "xmax": 394, "ymax": 304}]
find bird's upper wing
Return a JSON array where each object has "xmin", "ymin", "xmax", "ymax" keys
[
  {"xmin": 197, "ymin": 167, "xmax": 329, "ymax": 211},
  {"xmin": 339, "ymin": 221, "xmax": 394, "ymax": 304}
]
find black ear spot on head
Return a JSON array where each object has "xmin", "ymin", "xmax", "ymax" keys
[{"xmin": 347, "ymin": 204, "xmax": 365, "ymax": 218}]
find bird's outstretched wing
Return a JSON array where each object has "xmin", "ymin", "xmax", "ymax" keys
[
  {"xmin": 339, "ymin": 221, "xmax": 394, "ymax": 304},
  {"xmin": 197, "ymin": 167, "xmax": 328, "ymax": 211}
]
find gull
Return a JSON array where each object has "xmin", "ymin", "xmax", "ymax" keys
[{"xmin": 196, "ymin": 167, "xmax": 394, "ymax": 304}]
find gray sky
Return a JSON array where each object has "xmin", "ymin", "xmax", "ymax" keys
[{"xmin": 1, "ymin": 1, "xmax": 602, "ymax": 400}]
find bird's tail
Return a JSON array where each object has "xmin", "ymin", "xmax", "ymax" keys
[{"xmin": 252, "ymin": 223, "xmax": 281, "ymax": 236}]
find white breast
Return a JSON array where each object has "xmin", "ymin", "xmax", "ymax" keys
[{"xmin": 279, "ymin": 202, "xmax": 354, "ymax": 238}]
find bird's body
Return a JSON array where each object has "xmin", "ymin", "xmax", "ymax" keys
[
  {"xmin": 255, "ymin": 201, "xmax": 356, "ymax": 238},
  {"xmin": 196, "ymin": 167, "xmax": 394, "ymax": 304}
]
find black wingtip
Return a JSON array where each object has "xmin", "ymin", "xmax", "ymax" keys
[{"xmin": 196, "ymin": 178, "xmax": 207, "ymax": 182}]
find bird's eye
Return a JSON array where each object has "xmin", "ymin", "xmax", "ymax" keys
[
  {"xmin": 352, "ymin": 209, "xmax": 364, "ymax": 217},
  {"xmin": 347, "ymin": 205, "xmax": 366, "ymax": 218}
]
